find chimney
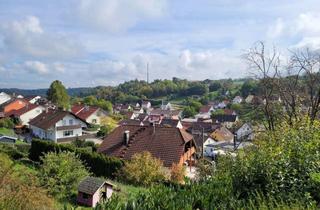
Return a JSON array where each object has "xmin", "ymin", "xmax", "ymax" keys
[{"xmin": 124, "ymin": 130, "xmax": 130, "ymax": 146}]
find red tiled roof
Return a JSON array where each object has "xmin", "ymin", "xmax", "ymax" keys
[
  {"xmin": 98, "ymin": 125, "xmax": 194, "ymax": 167},
  {"xmin": 71, "ymin": 105, "xmax": 99, "ymax": 121},
  {"xmin": 29, "ymin": 109, "xmax": 87, "ymax": 130},
  {"xmin": 199, "ymin": 105, "xmax": 213, "ymax": 113},
  {"xmin": 5, "ymin": 104, "xmax": 40, "ymax": 117}
]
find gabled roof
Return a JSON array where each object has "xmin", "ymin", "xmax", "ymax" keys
[
  {"xmin": 150, "ymin": 109, "xmax": 181, "ymax": 116},
  {"xmin": 98, "ymin": 125, "xmax": 194, "ymax": 167},
  {"xmin": 199, "ymin": 105, "xmax": 213, "ymax": 113},
  {"xmin": 212, "ymin": 114, "xmax": 237, "ymax": 123},
  {"xmin": 29, "ymin": 109, "xmax": 87, "ymax": 130},
  {"xmin": 0, "ymin": 98, "xmax": 29, "ymax": 111},
  {"xmin": 211, "ymin": 127, "xmax": 234, "ymax": 142},
  {"xmin": 78, "ymin": 177, "xmax": 114, "ymax": 195},
  {"xmin": 5, "ymin": 104, "xmax": 40, "ymax": 117},
  {"xmin": 71, "ymin": 104, "xmax": 100, "ymax": 121},
  {"xmin": 160, "ymin": 119, "xmax": 180, "ymax": 127}
]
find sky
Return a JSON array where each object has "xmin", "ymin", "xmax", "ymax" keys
[{"xmin": 0, "ymin": 0, "xmax": 320, "ymax": 89}]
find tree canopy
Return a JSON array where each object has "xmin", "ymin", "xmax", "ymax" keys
[{"xmin": 47, "ymin": 80, "xmax": 70, "ymax": 109}]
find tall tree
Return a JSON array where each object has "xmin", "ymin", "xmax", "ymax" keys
[{"xmin": 47, "ymin": 80, "xmax": 70, "ymax": 109}]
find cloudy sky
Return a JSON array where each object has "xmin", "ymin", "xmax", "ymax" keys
[{"xmin": 0, "ymin": 0, "xmax": 320, "ymax": 88}]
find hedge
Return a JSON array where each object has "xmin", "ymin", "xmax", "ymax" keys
[{"xmin": 29, "ymin": 139, "xmax": 123, "ymax": 178}]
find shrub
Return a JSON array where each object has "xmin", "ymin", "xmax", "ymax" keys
[
  {"xmin": 0, "ymin": 143, "xmax": 25, "ymax": 160},
  {"xmin": 0, "ymin": 117, "xmax": 15, "ymax": 129},
  {"xmin": 170, "ymin": 163, "xmax": 186, "ymax": 184},
  {"xmin": 117, "ymin": 151, "xmax": 166, "ymax": 186},
  {"xmin": 39, "ymin": 151, "xmax": 90, "ymax": 200},
  {"xmin": 0, "ymin": 153, "xmax": 55, "ymax": 210},
  {"xmin": 29, "ymin": 139, "xmax": 123, "ymax": 178}
]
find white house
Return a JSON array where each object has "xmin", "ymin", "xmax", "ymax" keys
[
  {"xmin": 236, "ymin": 123, "xmax": 254, "ymax": 140},
  {"xmin": 160, "ymin": 102, "xmax": 173, "ymax": 110},
  {"xmin": 232, "ymin": 96, "xmax": 243, "ymax": 104},
  {"xmin": 6, "ymin": 104, "xmax": 45, "ymax": 126},
  {"xmin": 25, "ymin": 95, "xmax": 42, "ymax": 104},
  {"xmin": 29, "ymin": 109, "xmax": 87, "ymax": 143},
  {"xmin": 0, "ymin": 92, "xmax": 11, "ymax": 105},
  {"xmin": 195, "ymin": 105, "xmax": 215, "ymax": 119},
  {"xmin": 71, "ymin": 105, "xmax": 108, "ymax": 125},
  {"xmin": 141, "ymin": 101, "xmax": 152, "ymax": 109}
]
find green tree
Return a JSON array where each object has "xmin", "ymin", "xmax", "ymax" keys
[
  {"xmin": 183, "ymin": 106, "xmax": 196, "ymax": 118},
  {"xmin": 39, "ymin": 151, "xmax": 90, "ymax": 200},
  {"xmin": 47, "ymin": 80, "xmax": 70, "ymax": 109},
  {"xmin": 118, "ymin": 151, "xmax": 166, "ymax": 186}
]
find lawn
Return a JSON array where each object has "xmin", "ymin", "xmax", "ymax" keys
[{"xmin": 0, "ymin": 127, "xmax": 16, "ymax": 136}]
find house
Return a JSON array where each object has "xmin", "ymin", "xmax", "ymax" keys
[
  {"xmin": 185, "ymin": 121, "xmax": 219, "ymax": 136},
  {"xmin": 0, "ymin": 98, "xmax": 29, "ymax": 114},
  {"xmin": 150, "ymin": 109, "xmax": 182, "ymax": 120},
  {"xmin": 245, "ymin": 95, "xmax": 254, "ymax": 103},
  {"xmin": 160, "ymin": 119, "xmax": 183, "ymax": 129},
  {"xmin": 160, "ymin": 102, "xmax": 172, "ymax": 110},
  {"xmin": 132, "ymin": 107, "xmax": 144, "ymax": 115},
  {"xmin": 212, "ymin": 114, "xmax": 238, "ymax": 128},
  {"xmin": 113, "ymin": 104, "xmax": 132, "ymax": 113},
  {"xmin": 195, "ymin": 105, "xmax": 214, "ymax": 119},
  {"xmin": 24, "ymin": 95, "xmax": 42, "ymax": 104},
  {"xmin": 216, "ymin": 100, "xmax": 229, "ymax": 109},
  {"xmin": 236, "ymin": 123, "xmax": 254, "ymax": 140},
  {"xmin": 29, "ymin": 109, "xmax": 88, "ymax": 143},
  {"xmin": 210, "ymin": 126, "xmax": 234, "ymax": 142},
  {"xmin": 0, "ymin": 92, "xmax": 11, "ymax": 105},
  {"xmin": 5, "ymin": 104, "xmax": 45, "ymax": 126},
  {"xmin": 98, "ymin": 124, "xmax": 196, "ymax": 167},
  {"xmin": 232, "ymin": 96, "xmax": 243, "ymax": 104},
  {"xmin": 223, "ymin": 109, "xmax": 237, "ymax": 115},
  {"xmin": 71, "ymin": 104, "xmax": 107, "ymax": 125},
  {"xmin": 141, "ymin": 101, "xmax": 152, "ymax": 109},
  {"xmin": 119, "ymin": 119, "xmax": 145, "ymax": 126},
  {"xmin": 77, "ymin": 177, "xmax": 115, "ymax": 208}
]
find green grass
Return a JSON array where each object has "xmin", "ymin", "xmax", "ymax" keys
[
  {"xmin": 112, "ymin": 181, "xmax": 147, "ymax": 202},
  {"xmin": 0, "ymin": 127, "xmax": 16, "ymax": 136}
]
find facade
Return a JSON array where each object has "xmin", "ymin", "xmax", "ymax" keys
[
  {"xmin": 0, "ymin": 92, "xmax": 11, "ymax": 105},
  {"xmin": 77, "ymin": 177, "xmax": 114, "ymax": 208},
  {"xmin": 210, "ymin": 126, "xmax": 234, "ymax": 142},
  {"xmin": 195, "ymin": 105, "xmax": 215, "ymax": 119},
  {"xmin": 236, "ymin": 123, "xmax": 254, "ymax": 140},
  {"xmin": 160, "ymin": 102, "xmax": 172, "ymax": 110},
  {"xmin": 29, "ymin": 109, "xmax": 87, "ymax": 143},
  {"xmin": 232, "ymin": 96, "xmax": 243, "ymax": 104}
]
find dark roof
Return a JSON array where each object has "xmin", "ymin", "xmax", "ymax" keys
[
  {"xmin": 212, "ymin": 114, "xmax": 237, "ymax": 123},
  {"xmin": 186, "ymin": 122, "xmax": 219, "ymax": 134},
  {"xmin": 160, "ymin": 119, "xmax": 180, "ymax": 127},
  {"xmin": 29, "ymin": 109, "xmax": 87, "ymax": 130},
  {"xmin": 71, "ymin": 105, "xmax": 100, "ymax": 121},
  {"xmin": 78, "ymin": 177, "xmax": 113, "ymax": 195},
  {"xmin": 119, "ymin": 119, "xmax": 144, "ymax": 126},
  {"xmin": 199, "ymin": 105, "xmax": 213, "ymax": 113},
  {"xmin": 150, "ymin": 109, "xmax": 181, "ymax": 117},
  {"xmin": 98, "ymin": 125, "xmax": 194, "ymax": 167}
]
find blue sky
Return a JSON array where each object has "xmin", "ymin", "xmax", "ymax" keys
[{"xmin": 0, "ymin": 0, "xmax": 320, "ymax": 88}]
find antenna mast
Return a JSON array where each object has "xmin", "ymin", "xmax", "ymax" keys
[{"xmin": 147, "ymin": 62, "xmax": 149, "ymax": 84}]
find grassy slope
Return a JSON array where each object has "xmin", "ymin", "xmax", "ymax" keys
[{"xmin": 0, "ymin": 127, "xmax": 15, "ymax": 136}]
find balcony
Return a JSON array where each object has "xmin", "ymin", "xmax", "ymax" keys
[{"xmin": 56, "ymin": 124, "xmax": 82, "ymax": 131}]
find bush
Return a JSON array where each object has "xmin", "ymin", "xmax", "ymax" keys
[
  {"xmin": 29, "ymin": 139, "xmax": 123, "ymax": 178},
  {"xmin": 39, "ymin": 151, "xmax": 90, "ymax": 200},
  {"xmin": 170, "ymin": 163, "xmax": 186, "ymax": 184},
  {"xmin": 0, "ymin": 117, "xmax": 15, "ymax": 129},
  {"xmin": 118, "ymin": 151, "xmax": 166, "ymax": 186},
  {"xmin": 0, "ymin": 143, "xmax": 26, "ymax": 160}
]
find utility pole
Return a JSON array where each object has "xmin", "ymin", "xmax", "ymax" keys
[{"xmin": 146, "ymin": 62, "xmax": 149, "ymax": 84}]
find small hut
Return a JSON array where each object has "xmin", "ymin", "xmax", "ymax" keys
[{"xmin": 77, "ymin": 177, "xmax": 115, "ymax": 207}]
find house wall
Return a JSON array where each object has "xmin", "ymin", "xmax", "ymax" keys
[
  {"xmin": 86, "ymin": 109, "xmax": 107, "ymax": 125},
  {"xmin": 0, "ymin": 92, "xmax": 11, "ymax": 105},
  {"xmin": 92, "ymin": 189, "xmax": 101, "ymax": 208},
  {"xmin": 29, "ymin": 96, "xmax": 41, "ymax": 104},
  {"xmin": 20, "ymin": 106, "xmax": 45, "ymax": 125},
  {"xmin": 4, "ymin": 100, "xmax": 28, "ymax": 113},
  {"xmin": 55, "ymin": 114, "xmax": 85, "ymax": 139},
  {"xmin": 77, "ymin": 192, "xmax": 93, "ymax": 207},
  {"xmin": 30, "ymin": 125, "xmax": 56, "ymax": 142}
]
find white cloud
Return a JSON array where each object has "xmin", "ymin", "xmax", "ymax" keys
[
  {"xmin": 24, "ymin": 61, "xmax": 49, "ymax": 75},
  {"xmin": 76, "ymin": 0, "xmax": 167, "ymax": 32},
  {"xmin": 1, "ymin": 16, "xmax": 84, "ymax": 60},
  {"xmin": 267, "ymin": 18, "xmax": 284, "ymax": 39}
]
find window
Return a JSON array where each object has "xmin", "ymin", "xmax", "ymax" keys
[
  {"xmin": 92, "ymin": 119, "xmax": 97, "ymax": 124},
  {"xmin": 63, "ymin": 130, "xmax": 73, "ymax": 137},
  {"xmin": 82, "ymin": 193, "xmax": 89, "ymax": 199},
  {"xmin": 69, "ymin": 119, "xmax": 73, "ymax": 125}
]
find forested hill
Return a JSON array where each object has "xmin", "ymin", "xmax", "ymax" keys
[{"xmin": 0, "ymin": 87, "xmax": 95, "ymax": 97}]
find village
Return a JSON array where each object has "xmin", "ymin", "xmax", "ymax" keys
[{"xmin": 0, "ymin": 84, "xmax": 266, "ymax": 208}]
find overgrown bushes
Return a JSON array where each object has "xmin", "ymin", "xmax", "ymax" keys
[
  {"xmin": 0, "ymin": 117, "xmax": 15, "ymax": 129},
  {"xmin": 29, "ymin": 139, "xmax": 123, "ymax": 178}
]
